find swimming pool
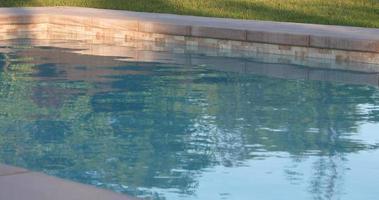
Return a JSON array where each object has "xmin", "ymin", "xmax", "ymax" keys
[{"xmin": 0, "ymin": 39, "xmax": 378, "ymax": 200}]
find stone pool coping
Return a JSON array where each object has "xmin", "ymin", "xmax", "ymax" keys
[
  {"xmin": 0, "ymin": 164, "xmax": 137, "ymax": 200},
  {"xmin": 0, "ymin": 7, "xmax": 379, "ymax": 66},
  {"xmin": 0, "ymin": 7, "xmax": 379, "ymax": 53}
]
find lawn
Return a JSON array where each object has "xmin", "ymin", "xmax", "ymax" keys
[{"xmin": 0, "ymin": 0, "xmax": 378, "ymax": 28}]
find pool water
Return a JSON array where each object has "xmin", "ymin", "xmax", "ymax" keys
[{"xmin": 0, "ymin": 40, "xmax": 379, "ymax": 200}]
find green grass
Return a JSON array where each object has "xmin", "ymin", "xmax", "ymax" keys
[{"xmin": 1, "ymin": 0, "xmax": 378, "ymax": 28}]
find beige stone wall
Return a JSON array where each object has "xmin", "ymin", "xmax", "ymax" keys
[
  {"xmin": 1, "ymin": 22, "xmax": 378, "ymax": 67},
  {"xmin": 0, "ymin": 8, "xmax": 378, "ymax": 70}
]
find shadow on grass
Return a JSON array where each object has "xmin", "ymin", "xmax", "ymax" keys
[
  {"xmin": 0, "ymin": 0, "xmax": 33, "ymax": 7},
  {"xmin": 169, "ymin": 0, "xmax": 378, "ymax": 27},
  {"xmin": 0, "ymin": 0, "xmax": 377, "ymax": 27}
]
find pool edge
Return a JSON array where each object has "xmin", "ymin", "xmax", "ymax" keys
[
  {"xmin": 0, "ymin": 164, "xmax": 138, "ymax": 200},
  {"xmin": 0, "ymin": 7, "xmax": 378, "ymax": 66}
]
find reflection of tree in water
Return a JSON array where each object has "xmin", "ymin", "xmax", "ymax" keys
[
  {"xmin": 0, "ymin": 47, "xmax": 379, "ymax": 200},
  {"xmin": 203, "ymin": 74, "xmax": 378, "ymax": 200},
  {"xmin": 308, "ymin": 154, "xmax": 345, "ymax": 200},
  {"xmin": 308, "ymin": 84, "xmax": 344, "ymax": 200}
]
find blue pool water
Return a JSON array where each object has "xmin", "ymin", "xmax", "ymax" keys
[{"xmin": 0, "ymin": 41, "xmax": 379, "ymax": 200}]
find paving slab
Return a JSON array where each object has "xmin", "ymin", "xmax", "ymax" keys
[
  {"xmin": 0, "ymin": 171, "xmax": 137, "ymax": 200},
  {"xmin": 0, "ymin": 164, "xmax": 28, "ymax": 176}
]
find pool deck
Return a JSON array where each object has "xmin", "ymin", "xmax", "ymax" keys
[
  {"xmin": 0, "ymin": 164, "xmax": 137, "ymax": 200},
  {"xmin": 0, "ymin": 7, "xmax": 379, "ymax": 65}
]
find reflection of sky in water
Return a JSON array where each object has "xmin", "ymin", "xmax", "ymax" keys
[
  {"xmin": 0, "ymin": 42, "xmax": 379, "ymax": 200},
  {"xmin": 354, "ymin": 123, "xmax": 379, "ymax": 144},
  {"xmin": 158, "ymin": 120, "xmax": 379, "ymax": 200},
  {"xmin": 167, "ymin": 149, "xmax": 379, "ymax": 200}
]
